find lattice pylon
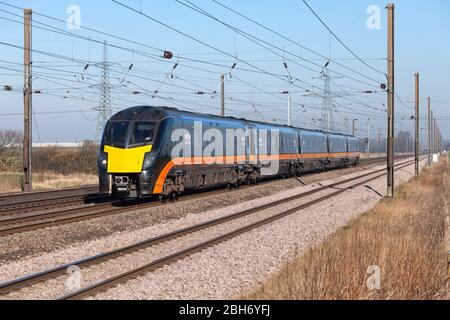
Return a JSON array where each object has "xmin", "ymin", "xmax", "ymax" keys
[
  {"xmin": 320, "ymin": 69, "xmax": 335, "ymax": 133},
  {"xmin": 95, "ymin": 41, "xmax": 112, "ymax": 142}
]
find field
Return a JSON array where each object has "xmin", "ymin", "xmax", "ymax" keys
[
  {"xmin": 244, "ymin": 157, "xmax": 449, "ymax": 300},
  {"xmin": 0, "ymin": 172, "xmax": 98, "ymax": 193},
  {"xmin": 0, "ymin": 144, "xmax": 98, "ymax": 193}
]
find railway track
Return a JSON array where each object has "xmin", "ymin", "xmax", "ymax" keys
[
  {"xmin": 0, "ymin": 155, "xmax": 413, "ymax": 237},
  {"xmin": 0, "ymin": 186, "xmax": 101, "ymax": 215},
  {"xmin": 0, "ymin": 187, "xmax": 242, "ymax": 237},
  {"xmin": 0, "ymin": 185, "xmax": 98, "ymax": 203},
  {"xmin": 0, "ymin": 157, "xmax": 420, "ymax": 300},
  {"xmin": 0, "ymin": 193, "xmax": 110, "ymax": 217}
]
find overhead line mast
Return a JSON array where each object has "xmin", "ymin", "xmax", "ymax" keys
[
  {"xmin": 23, "ymin": 8, "xmax": 32, "ymax": 192},
  {"xmin": 386, "ymin": 3, "xmax": 395, "ymax": 198},
  {"xmin": 427, "ymin": 97, "xmax": 431, "ymax": 166},
  {"xmin": 414, "ymin": 73, "xmax": 420, "ymax": 175}
]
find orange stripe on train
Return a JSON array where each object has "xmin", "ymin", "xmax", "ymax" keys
[{"xmin": 153, "ymin": 152, "xmax": 360, "ymax": 194}]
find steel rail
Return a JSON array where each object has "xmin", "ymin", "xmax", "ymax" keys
[
  {"xmin": 0, "ymin": 194, "xmax": 110, "ymax": 216},
  {"xmin": 0, "ymin": 185, "xmax": 98, "ymax": 200}
]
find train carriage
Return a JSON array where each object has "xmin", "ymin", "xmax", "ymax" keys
[
  {"xmin": 298, "ymin": 129, "xmax": 328, "ymax": 173},
  {"xmin": 327, "ymin": 134, "xmax": 350, "ymax": 169},
  {"xmin": 347, "ymin": 136, "xmax": 361, "ymax": 166}
]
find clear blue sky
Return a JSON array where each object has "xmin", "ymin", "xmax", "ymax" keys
[{"xmin": 1, "ymin": 0, "xmax": 449, "ymax": 143}]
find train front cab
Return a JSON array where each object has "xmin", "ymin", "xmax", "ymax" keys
[{"xmin": 98, "ymin": 118, "xmax": 166, "ymax": 198}]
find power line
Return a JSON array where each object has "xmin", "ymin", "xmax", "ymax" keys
[
  {"xmin": 0, "ymin": 5, "xmax": 334, "ymax": 79},
  {"xmin": 0, "ymin": 3, "xmax": 390, "ymax": 132},
  {"xmin": 301, "ymin": 0, "xmax": 386, "ymax": 77},
  {"xmin": 0, "ymin": 4, "xmax": 384, "ymax": 117},
  {"xmin": 0, "ymin": 2, "xmax": 163, "ymax": 53},
  {"xmin": 1, "ymin": 55, "xmax": 386, "ymax": 126},
  {"xmin": 175, "ymin": 0, "xmax": 382, "ymax": 89},
  {"xmin": 0, "ymin": 48, "xmax": 214, "ymax": 95},
  {"xmin": 395, "ymin": 92, "xmax": 415, "ymax": 111},
  {"xmin": 111, "ymin": 0, "xmax": 311, "ymax": 91},
  {"xmin": 211, "ymin": 0, "xmax": 385, "ymax": 83},
  {"xmin": 1, "ymin": 59, "xmax": 266, "ymax": 117},
  {"xmin": 112, "ymin": 0, "xmax": 383, "ymax": 117}
]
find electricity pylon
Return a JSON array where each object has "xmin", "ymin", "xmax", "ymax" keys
[{"xmin": 94, "ymin": 41, "xmax": 112, "ymax": 142}]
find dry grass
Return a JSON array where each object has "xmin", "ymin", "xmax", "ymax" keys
[
  {"xmin": 244, "ymin": 158, "xmax": 449, "ymax": 300},
  {"xmin": 32, "ymin": 145, "xmax": 98, "ymax": 175},
  {"xmin": 0, "ymin": 172, "xmax": 23, "ymax": 193},
  {"xmin": 0, "ymin": 144, "xmax": 98, "ymax": 175},
  {"xmin": 0, "ymin": 172, "xmax": 98, "ymax": 193},
  {"xmin": 0, "ymin": 144, "xmax": 98, "ymax": 193}
]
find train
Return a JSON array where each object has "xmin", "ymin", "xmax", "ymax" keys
[{"xmin": 98, "ymin": 106, "xmax": 360, "ymax": 199}]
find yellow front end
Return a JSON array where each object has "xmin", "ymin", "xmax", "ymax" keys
[{"xmin": 104, "ymin": 145, "xmax": 153, "ymax": 173}]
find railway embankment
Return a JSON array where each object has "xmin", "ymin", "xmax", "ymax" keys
[{"xmin": 244, "ymin": 157, "xmax": 449, "ymax": 300}]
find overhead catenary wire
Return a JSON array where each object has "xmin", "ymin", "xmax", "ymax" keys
[
  {"xmin": 0, "ymin": 20, "xmax": 333, "ymax": 116},
  {"xmin": 301, "ymin": 0, "xmax": 386, "ymax": 77},
  {"xmin": 0, "ymin": 7, "xmax": 336, "ymax": 80},
  {"xmin": 0, "ymin": 1, "xmax": 413, "ymax": 134},
  {"xmin": 0, "ymin": 2, "xmax": 386, "ymax": 116},
  {"xmin": 175, "ymin": 0, "xmax": 382, "ymax": 89},
  {"xmin": 111, "ymin": 0, "xmax": 383, "ymax": 114},
  {"xmin": 0, "ymin": 53, "xmax": 387, "ymax": 127},
  {"xmin": 111, "ymin": 0, "xmax": 315, "ymax": 93},
  {"xmin": 210, "ymin": 0, "xmax": 386, "ymax": 84}
]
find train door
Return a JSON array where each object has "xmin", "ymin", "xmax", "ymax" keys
[
  {"xmin": 248, "ymin": 124, "xmax": 258, "ymax": 165},
  {"xmin": 293, "ymin": 130, "xmax": 300, "ymax": 163},
  {"xmin": 299, "ymin": 131, "xmax": 303, "ymax": 155}
]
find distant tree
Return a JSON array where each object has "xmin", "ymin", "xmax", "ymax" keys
[
  {"xmin": 0, "ymin": 129, "xmax": 23, "ymax": 171},
  {"xmin": 444, "ymin": 140, "xmax": 450, "ymax": 151},
  {"xmin": 0, "ymin": 129, "xmax": 22, "ymax": 149},
  {"xmin": 396, "ymin": 131, "xmax": 413, "ymax": 153}
]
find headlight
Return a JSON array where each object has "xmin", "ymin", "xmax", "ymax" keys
[
  {"xmin": 99, "ymin": 152, "xmax": 108, "ymax": 170},
  {"xmin": 142, "ymin": 152, "xmax": 157, "ymax": 170}
]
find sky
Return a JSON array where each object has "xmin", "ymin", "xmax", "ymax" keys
[{"xmin": 0, "ymin": 0, "xmax": 449, "ymax": 143}]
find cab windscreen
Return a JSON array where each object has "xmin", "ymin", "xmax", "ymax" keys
[{"xmin": 104, "ymin": 121, "xmax": 130, "ymax": 149}]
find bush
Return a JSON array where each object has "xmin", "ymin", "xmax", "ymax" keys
[
  {"xmin": 32, "ymin": 143, "xmax": 98, "ymax": 175},
  {"xmin": 0, "ymin": 129, "xmax": 23, "ymax": 172}
]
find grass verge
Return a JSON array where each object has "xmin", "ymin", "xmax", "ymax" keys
[
  {"xmin": 0, "ymin": 172, "xmax": 98, "ymax": 193},
  {"xmin": 243, "ymin": 158, "xmax": 449, "ymax": 300}
]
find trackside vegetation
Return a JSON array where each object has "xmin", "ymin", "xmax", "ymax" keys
[{"xmin": 244, "ymin": 156, "xmax": 449, "ymax": 300}]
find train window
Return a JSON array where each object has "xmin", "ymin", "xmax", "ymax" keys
[
  {"xmin": 104, "ymin": 121, "xmax": 129, "ymax": 148},
  {"xmin": 129, "ymin": 121, "xmax": 156, "ymax": 147}
]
